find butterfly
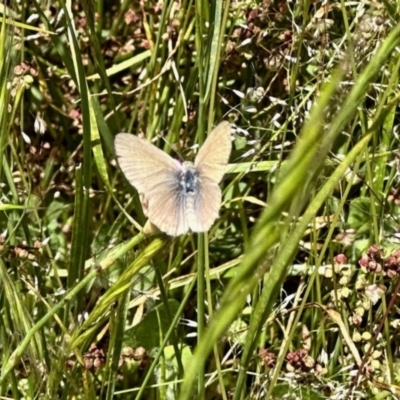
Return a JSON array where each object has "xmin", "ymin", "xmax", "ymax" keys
[{"xmin": 114, "ymin": 121, "xmax": 232, "ymax": 236}]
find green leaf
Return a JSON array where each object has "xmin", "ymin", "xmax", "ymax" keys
[{"xmin": 124, "ymin": 299, "xmax": 180, "ymax": 351}]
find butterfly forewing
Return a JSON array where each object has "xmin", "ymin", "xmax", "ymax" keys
[
  {"xmin": 194, "ymin": 121, "xmax": 232, "ymax": 184},
  {"xmin": 115, "ymin": 133, "xmax": 181, "ymax": 195}
]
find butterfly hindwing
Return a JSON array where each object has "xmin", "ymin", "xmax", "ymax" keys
[
  {"xmin": 186, "ymin": 177, "xmax": 222, "ymax": 233},
  {"xmin": 145, "ymin": 179, "xmax": 190, "ymax": 236}
]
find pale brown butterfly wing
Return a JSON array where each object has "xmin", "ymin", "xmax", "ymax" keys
[
  {"xmin": 115, "ymin": 133, "xmax": 189, "ymax": 236},
  {"xmin": 143, "ymin": 183, "xmax": 190, "ymax": 236},
  {"xmin": 194, "ymin": 121, "xmax": 232, "ymax": 184},
  {"xmin": 115, "ymin": 134, "xmax": 181, "ymax": 193},
  {"xmin": 186, "ymin": 177, "xmax": 221, "ymax": 232},
  {"xmin": 187, "ymin": 121, "xmax": 232, "ymax": 232}
]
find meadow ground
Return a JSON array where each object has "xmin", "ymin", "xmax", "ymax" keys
[{"xmin": 1, "ymin": 1, "xmax": 400, "ymax": 399}]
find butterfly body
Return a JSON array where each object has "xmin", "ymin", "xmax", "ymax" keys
[
  {"xmin": 115, "ymin": 121, "xmax": 231, "ymax": 236},
  {"xmin": 179, "ymin": 162, "xmax": 200, "ymax": 195}
]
